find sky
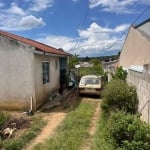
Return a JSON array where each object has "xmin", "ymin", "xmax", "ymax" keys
[{"xmin": 0, "ymin": 0, "xmax": 150, "ymax": 57}]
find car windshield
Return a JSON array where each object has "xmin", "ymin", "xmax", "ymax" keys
[{"xmin": 80, "ymin": 78, "xmax": 99, "ymax": 85}]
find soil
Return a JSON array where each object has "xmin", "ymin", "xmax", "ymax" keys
[
  {"xmin": 0, "ymin": 112, "xmax": 30, "ymax": 140},
  {"xmin": 1, "ymin": 91, "xmax": 101, "ymax": 150},
  {"xmin": 82, "ymin": 98, "xmax": 101, "ymax": 150},
  {"xmin": 24, "ymin": 89, "xmax": 79, "ymax": 150},
  {"xmin": 25, "ymin": 112, "xmax": 66, "ymax": 150}
]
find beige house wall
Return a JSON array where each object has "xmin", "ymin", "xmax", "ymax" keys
[
  {"xmin": 119, "ymin": 26, "xmax": 150, "ymax": 69},
  {"xmin": 0, "ymin": 35, "xmax": 36, "ymax": 110},
  {"xmin": 0, "ymin": 35, "xmax": 61, "ymax": 111},
  {"xmin": 34, "ymin": 54, "xmax": 60, "ymax": 109}
]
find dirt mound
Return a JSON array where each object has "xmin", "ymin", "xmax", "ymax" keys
[{"xmin": 0, "ymin": 116, "xmax": 30, "ymax": 140}]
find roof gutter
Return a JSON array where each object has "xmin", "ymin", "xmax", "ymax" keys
[{"xmin": 34, "ymin": 49, "xmax": 67, "ymax": 58}]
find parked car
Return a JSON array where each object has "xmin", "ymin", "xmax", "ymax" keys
[{"xmin": 79, "ymin": 75, "xmax": 102, "ymax": 96}]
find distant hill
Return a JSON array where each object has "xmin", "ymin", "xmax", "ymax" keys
[{"xmin": 79, "ymin": 54, "xmax": 119, "ymax": 62}]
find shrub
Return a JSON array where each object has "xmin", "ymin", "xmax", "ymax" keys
[
  {"xmin": 112, "ymin": 66, "xmax": 127, "ymax": 80},
  {"xmin": 0, "ymin": 112, "xmax": 10, "ymax": 128},
  {"xmin": 106, "ymin": 112, "xmax": 150, "ymax": 150},
  {"xmin": 101, "ymin": 79, "xmax": 138, "ymax": 114}
]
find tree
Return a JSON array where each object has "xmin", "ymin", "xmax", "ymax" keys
[
  {"xmin": 69, "ymin": 54, "xmax": 79, "ymax": 69},
  {"xmin": 90, "ymin": 58, "xmax": 100, "ymax": 65},
  {"xmin": 113, "ymin": 66, "xmax": 127, "ymax": 80},
  {"xmin": 101, "ymin": 79, "xmax": 138, "ymax": 114}
]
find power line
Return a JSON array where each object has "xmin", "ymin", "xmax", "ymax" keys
[
  {"xmin": 132, "ymin": 5, "xmax": 150, "ymax": 24},
  {"xmin": 73, "ymin": 0, "xmax": 90, "ymax": 51},
  {"xmin": 72, "ymin": 3, "xmax": 150, "ymax": 54},
  {"xmin": 100, "ymin": 5, "xmax": 150, "ymax": 52}
]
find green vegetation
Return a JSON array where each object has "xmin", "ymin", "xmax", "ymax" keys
[
  {"xmin": 112, "ymin": 66, "xmax": 127, "ymax": 80},
  {"xmin": 101, "ymin": 79, "xmax": 138, "ymax": 114},
  {"xmin": 79, "ymin": 55, "xmax": 119, "ymax": 62},
  {"xmin": 92, "ymin": 78, "xmax": 150, "ymax": 150},
  {"xmin": 79, "ymin": 58, "xmax": 104, "ymax": 77},
  {"xmin": 33, "ymin": 101, "xmax": 97, "ymax": 150},
  {"xmin": 91, "ymin": 112, "xmax": 115, "ymax": 150},
  {"xmin": 92, "ymin": 112, "xmax": 150, "ymax": 150},
  {"xmin": 1, "ymin": 115, "xmax": 46, "ymax": 150},
  {"xmin": 0, "ymin": 112, "xmax": 10, "ymax": 128},
  {"xmin": 107, "ymin": 112, "xmax": 150, "ymax": 150},
  {"xmin": 69, "ymin": 54, "xmax": 79, "ymax": 69}
]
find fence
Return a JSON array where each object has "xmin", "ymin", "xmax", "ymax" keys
[{"xmin": 127, "ymin": 69, "xmax": 150, "ymax": 123}]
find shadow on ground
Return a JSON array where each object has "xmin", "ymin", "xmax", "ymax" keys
[{"xmin": 38, "ymin": 88, "xmax": 81, "ymax": 113}]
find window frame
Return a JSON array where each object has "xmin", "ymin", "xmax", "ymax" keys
[{"xmin": 42, "ymin": 61, "xmax": 50, "ymax": 84}]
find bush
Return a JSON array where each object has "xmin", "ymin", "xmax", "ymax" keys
[
  {"xmin": 0, "ymin": 112, "xmax": 10, "ymax": 128},
  {"xmin": 106, "ymin": 112, "xmax": 150, "ymax": 150},
  {"xmin": 101, "ymin": 79, "xmax": 138, "ymax": 114},
  {"xmin": 112, "ymin": 66, "xmax": 127, "ymax": 80}
]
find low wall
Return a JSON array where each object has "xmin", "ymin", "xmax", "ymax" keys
[{"xmin": 127, "ymin": 70, "xmax": 150, "ymax": 123}]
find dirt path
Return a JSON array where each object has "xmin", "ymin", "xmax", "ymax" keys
[
  {"xmin": 24, "ymin": 97, "xmax": 101, "ymax": 150},
  {"xmin": 25, "ymin": 112, "xmax": 66, "ymax": 150},
  {"xmin": 82, "ymin": 98, "xmax": 101, "ymax": 150}
]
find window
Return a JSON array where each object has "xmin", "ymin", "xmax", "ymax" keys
[
  {"xmin": 42, "ymin": 62, "xmax": 49, "ymax": 84},
  {"xmin": 55, "ymin": 60, "xmax": 58, "ymax": 70}
]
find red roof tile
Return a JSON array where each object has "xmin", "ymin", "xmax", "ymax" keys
[{"xmin": 0, "ymin": 30, "xmax": 71, "ymax": 56}]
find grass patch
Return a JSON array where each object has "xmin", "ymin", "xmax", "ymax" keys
[
  {"xmin": 91, "ymin": 112, "xmax": 114, "ymax": 150},
  {"xmin": 1, "ymin": 115, "xmax": 46, "ymax": 150},
  {"xmin": 0, "ymin": 112, "xmax": 10, "ymax": 128},
  {"xmin": 33, "ymin": 101, "xmax": 97, "ymax": 150}
]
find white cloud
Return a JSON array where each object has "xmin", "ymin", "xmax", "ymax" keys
[
  {"xmin": 19, "ymin": 15, "xmax": 45, "ymax": 30},
  {"xmin": 4, "ymin": 2, "xmax": 25, "ymax": 16},
  {"xmin": 36, "ymin": 22, "xmax": 129, "ymax": 57},
  {"xmin": 37, "ymin": 35, "xmax": 76, "ymax": 51},
  {"xmin": 89, "ymin": 0, "xmax": 150, "ymax": 14},
  {"xmin": 0, "ymin": 14, "xmax": 45, "ymax": 31},
  {"xmin": 29, "ymin": 0, "xmax": 54, "ymax": 12},
  {"xmin": 0, "ymin": 2, "xmax": 4, "ymax": 7},
  {"xmin": 0, "ymin": 0, "xmax": 54, "ymax": 31},
  {"xmin": 72, "ymin": 0, "xmax": 80, "ymax": 3}
]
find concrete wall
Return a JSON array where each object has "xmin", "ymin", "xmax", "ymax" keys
[
  {"xmin": 34, "ymin": 54, "xmax": 60, "ymax": 109},
  {"xmin": 119, "ymin": 26, "xmax": 150, "ymax": 69},
  {"xmin": 137, "ymin": 22, "xmax": 150, "ymax": 36},
  {"xmin": 127, "ymin": 69, "xmax": 150, "ymax": 123},
  {"xmin": 0, "ymin": 35, "xmax": 35, "ymax": 110}
]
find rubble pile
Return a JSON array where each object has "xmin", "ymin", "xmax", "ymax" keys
[{"xmin": 0, "ymin": 117, "xmax": 30, "ymax": 140}]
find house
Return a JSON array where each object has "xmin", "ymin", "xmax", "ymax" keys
[
  {"xmin": 0, "ymin": 30, "xmax": 71, "ymax": 111},
  {"xmin": 102, "ymin": 59, "xmax": 118, "ymax": 81},
  {"xmin": 102, "ymin": 59, "xmax": 118, "ymax": 73},
  {"xmin": 119, "ymin": 19, "xmax": 150, "ymax": 123},
  {"xmin": 119, "ymin": 18, "xmax": 150, "ymax": 69}
]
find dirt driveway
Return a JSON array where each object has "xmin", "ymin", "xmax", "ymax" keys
[
  {"xmin": 25, "ymin": 111, "xmax": 66, "ymax": 150},
  {"xmin": 24, "ymin": 96, "xmax": 101, "ymax": 150}
]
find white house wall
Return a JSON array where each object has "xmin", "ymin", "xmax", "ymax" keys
[
  {"xmin": 119, "ymin": 26, "xmax": 150, "ymax": 69},
  {"xmin": 34, "ymin": 54, "xmax": 60, "ymax": 109},
  {"xmin": 0, "ymin": 35, "xmax": 35, "ymax": 110},
  {"xmin": 137, "ymin": 22, "xmax": 150, "ymax": 36}
]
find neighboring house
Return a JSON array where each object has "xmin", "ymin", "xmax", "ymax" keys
[
  {"xmin": 102, "ymin": 59, "xmax": 118, "ymax": 81},
  {"xmin": 102, "ymin": 59, "xmax": 118, "ymax": 73},
  {"xmin": 75, "ymin": 62, "xmax": 93, "ymax": 68},
  {"xmin": 0, "ymin": 30, "xmax": 71, "ymax": 111},
  {"xmin": 119, "ymin": 18, "xmax": 150, "ymax": 123},
  {"xmin": 119, "ymin": 18, "xmax": 150, "ymax": 69}
]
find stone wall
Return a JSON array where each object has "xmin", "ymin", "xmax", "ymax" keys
[{"xmin": 127, "ymin": 69, "xmax": 150, "ymax": 123}]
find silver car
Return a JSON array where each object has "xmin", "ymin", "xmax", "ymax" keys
[{"xmin": 79, "ymin": 75, "xmax": 101, "ymax": 96}]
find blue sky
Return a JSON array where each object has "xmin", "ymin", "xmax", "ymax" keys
[{"xmin": 0, "ymin": 0, "xmax": 150, "ymax": 57}]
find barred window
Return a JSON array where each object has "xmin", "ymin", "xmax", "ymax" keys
[
  {"xmin": 42, "ymin": 62, "xmax": 49, "ymax": 84},
  {"xmin": 55, "ymin": 60, "xmax": 58, "ymax": 69}
]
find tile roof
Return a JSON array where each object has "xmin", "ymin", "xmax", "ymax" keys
[{"xmin": 0, "ymin": 30, "xmax": 71, "ymax": 56}]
